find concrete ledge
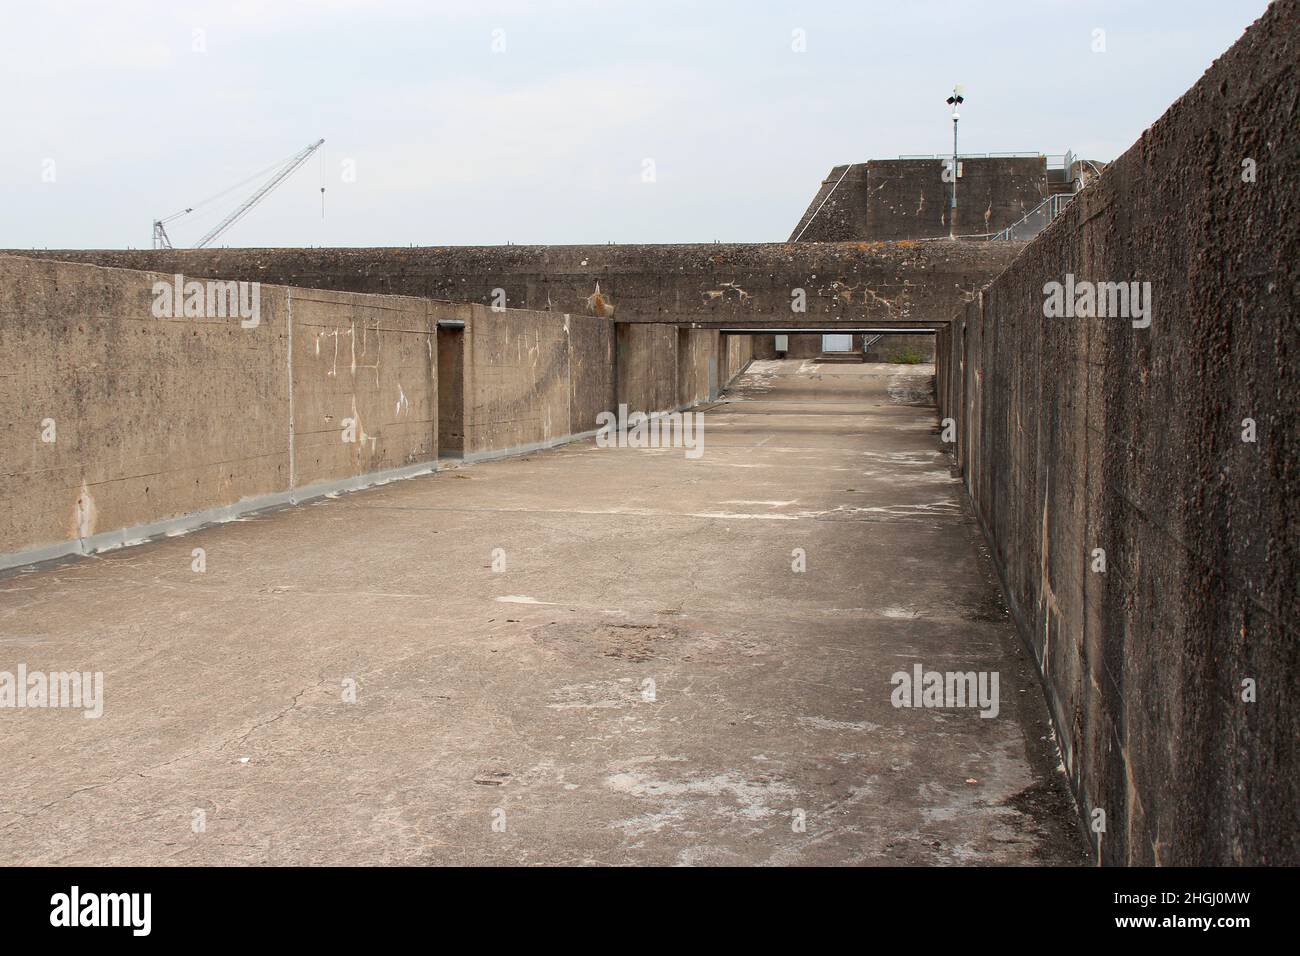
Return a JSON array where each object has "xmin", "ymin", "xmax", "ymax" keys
[
  {"xmin": 0, "ymin": 458, "xmax": 441, "ymax": 574},
  {"xmin": 461, "ymin": 398, "xmax": 717, "ymax": 465},
  {"xmin": 463, "ymin": 429, "xmax": 601, "ymax": 464},
  {"xmin": 1, "ymin": 392, "xmax": 731, "ymax": 572}
]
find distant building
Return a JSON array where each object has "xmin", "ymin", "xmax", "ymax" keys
[{"xmin": 790, "ymin": 153, "xmax": 1104, "ymax": 243}]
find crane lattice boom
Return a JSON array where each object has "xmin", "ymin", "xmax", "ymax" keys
[{"xmin": 151, "ymin": 138, "xmax": 324, "ymax": 249}]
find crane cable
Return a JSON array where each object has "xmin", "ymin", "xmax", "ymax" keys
[{"xmin": 161, "ymin": 143, "xmax": 322, "ymax": 234}]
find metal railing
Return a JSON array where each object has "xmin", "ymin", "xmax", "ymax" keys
[
  {"xmin": 896, "ymin": 152, "xmax": 1043, "ymax": 160},
  {"xmin": 992, "ymin": 192, "xmax": 1076, "ymax": 241}
]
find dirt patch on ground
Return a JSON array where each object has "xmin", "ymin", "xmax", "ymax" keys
[
  {"xmin": 958, "ymin": 592, "xmax": 1011, "ymax": 623},
  {"xmin": 530, "ymin": 621, "xmax": 685, "ymax": 663},
  {"xmin": 1000, "ymin": 780, "xmax": 1090, "ymax": 864}
]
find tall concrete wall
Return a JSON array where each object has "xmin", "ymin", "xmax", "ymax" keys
[
  {"xmin": 5, "ymin": 241, "xmax": 1024, "ymax": 330},
  {"xmin": 936, "ymin": 0, "xmax": 1298, "ymax": 865},
  {"xmin": 0, "ymin": 254, "xmax": 437, "ymax": 565},
  {"xmin": 0, "ymin": 254, "xmax": 627, "ymax": 567},
  {"xmin": 616, "ymin": 323, "xmax": 680, "ymax": 414},
  {"xmin": 677, "ymin": 328, "xmax": 719, "ymax": 406},
  {"xmin": 723, "ymin": 334, "xmax": 753, "ymax": 385},
  {"xmin": 567, "ymin": 313, "xmax": 618, "ymax": 438},
  {"xmin": 791, "ymin": 158, "xmax": 1047, "ymax": 241},
  {"xmin": 291, "ymin": 286, "xmax": 440, "ymax": 486},
  {"xmin": 461, "ymin": 306, "xmax": 615, "ymax": 457},
  {"xmin": 614, "ymin": 324, "xmax": 749, "ymax": 415}
]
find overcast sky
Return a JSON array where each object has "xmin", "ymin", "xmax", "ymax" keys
[{"xmin": 0, "ymin": 0, "xmax": 1272, "ymax": 249}]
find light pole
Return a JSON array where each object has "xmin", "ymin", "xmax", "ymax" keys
[{"xmin": 946, "ymin": 85, "xmax": 964, "ymax": 237}]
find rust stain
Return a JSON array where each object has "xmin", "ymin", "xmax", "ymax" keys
[{"xmin": 585, "ymin": 281, "xmax": 616, "ymax": 317}]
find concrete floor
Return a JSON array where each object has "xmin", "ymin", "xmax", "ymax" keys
[{"xmin": 0, "ymin": 360, "xmax": 1086, "ymax": 865}]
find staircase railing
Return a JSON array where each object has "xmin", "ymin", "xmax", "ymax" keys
[{"xmin": 992, "ymin": 192, "xmax": 1076, "ymax": 241}]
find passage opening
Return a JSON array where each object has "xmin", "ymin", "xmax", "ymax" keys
[{"xmin": 437, "ymin": 325, "xmax": 465, "ymax": 458}]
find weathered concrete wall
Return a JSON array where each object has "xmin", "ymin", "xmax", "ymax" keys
[
  {"xmin": 791, "ymin": 158, "xmax": 1047, "ymax": 241},
  {"xmin": 464, "ymin": 305, "xmax": 573, "ymax": 456},
  {"xmin": 867, "ymin": 333, "xmax": 935, "ymax": 363},
  {"xmin": 723, "ymin": 333, "xmax": 753, "ymax": 386},
  {"xmin": 936, "ymin": 0, "xmax": 1298, "ymax": 865},
  {"xmin": 459, "ymin": 306, "xmax": 615, "ymax": 457},
  {"xmin": 0, "ymin": 254, "xmax": 437, "ymax": 564},
  {"xmin": 6, "ymin": 241, "xmax": 1024, "ymax": 331},
  {"xmin": 776, "ymin": 334, "xmax": 827, "ymax": 359},
  {"xmin": 0, "ymin": 254, "xmax": 628, "ymax": 565},
  {"xmin": 617, "ymin": 323, "xmax": 680, "ymax": 413},
  {"xmin": 677, "ymin": 328, "xmax": 719, "ymax": 405},
  {"xmin": 750, "ymin": 335, "xmax": 777, "ymax": 360},
  {"xmin": 567, "ymin": 313, "xmax": 618, "ymax": 435},
  {"xmin": 291, "ymin": 288, "xmax": 439, "ymax": 487},
  {"xmin": 750, "ymin": 333, "xmax": 933, "ymax": 362}
]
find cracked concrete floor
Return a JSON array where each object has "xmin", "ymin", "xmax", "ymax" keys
[{"xmin": 0, "ymin": 360, "xmax": 1086, "ymax": 865}]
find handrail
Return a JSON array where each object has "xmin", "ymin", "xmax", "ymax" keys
[
  {"xmin": 896, "ymin": 152, "xmax": 1043, "ymax": 159},
  {"xmin": 992, "ymin": 192, "xmax": 1076, "ymax": 241}
]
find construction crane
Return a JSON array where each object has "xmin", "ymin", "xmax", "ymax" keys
[{"xmin": 152, "ymin": 138, "xmax": 325, "ymax": 249}]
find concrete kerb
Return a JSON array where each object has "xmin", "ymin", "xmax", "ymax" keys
[
  {"xmin": 0, "ymin": 458, "xmax": 440, "ymax": 575},
  {"xmin": 0, "ymin": 395, "xmax": 728, "ymax": 575}
]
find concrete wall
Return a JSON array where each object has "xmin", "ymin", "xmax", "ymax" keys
[
  {"xmin": 0, "ymin": 254, "xmax": 436, "ymax": 565},
  {"xmin": 749, "ymin": 332, "xmax": 934, "ymax": 362},
  {"xmin": 867, "ymin": 334, "xmax": 935, "ymax": 363},
  {"xmin": 791, "ymin": 158, "xmax": 1048, "ymax": 241},
  {"xmin": 722, "ymin": 334, "xmax": 753, "ymax": 385},
  {"xmin": 936, "ymin": 0, "xmax": 1298, "ymax": 865},
  {"xmin": 774, "ymin": 334, "xmax": 827, "ymax": 359},
  {"xmin": 0, "ymin": 254, "xmax": 625, "ymax": 566},
  {"xmin": 6, "ymin": 241, "xmax": 1024, "ymax": 331},
  {"xmin": 616, "ymin": 323, "xmax": 681, "ymax": 414},
  {"xmin": 291, "ymin": 285, "xmax": 439, "ymax": 486},
  {"xmin": 567, "ymin": 313, "xmax": 618, "ymax": 438},
  {"xmin": 677, "ymin": 328, "xmax": 719, "ymax": 406},
  {"xmin": 461, "ymin": 305, "xmax": 614, "ymax": 457}
]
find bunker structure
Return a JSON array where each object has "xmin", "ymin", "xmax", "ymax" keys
[{"xmin": 1, "ymin": 0, "xmax": 1295, "ymax": 866}]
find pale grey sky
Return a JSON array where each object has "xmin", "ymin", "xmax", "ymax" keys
[{"xmin": 0, "ymin": 0, "xmax": 1273, "ymax": 248}]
